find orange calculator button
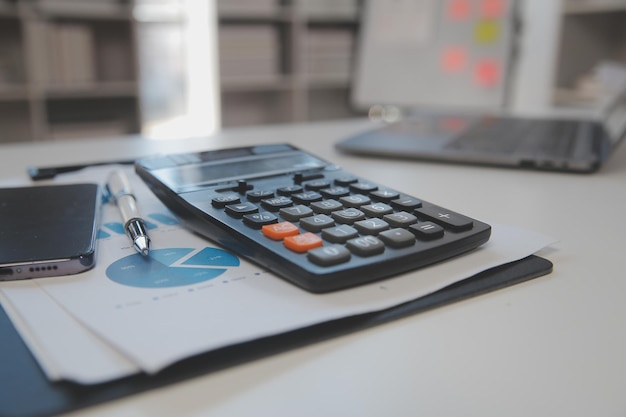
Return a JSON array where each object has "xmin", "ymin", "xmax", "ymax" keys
[
  {"xmin": 284, "ymin": 233, "xmax": 323, "ymax": 253},
  {"xmin": 262, "ymin": 221, "xmax": 299, "ymax": 240}
]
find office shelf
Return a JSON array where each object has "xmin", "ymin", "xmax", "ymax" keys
[
  {"xmin": 0, "ymin": 0, "xmax": 140, "ymax": 143},
  {"xmin": 217, "ymin": 0, "xmax": 366, "ymax": 127}
]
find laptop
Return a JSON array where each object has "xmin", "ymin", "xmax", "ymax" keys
[{"xmin": 336, "ymin": 92, "xmax": 626, "ymax": 173}]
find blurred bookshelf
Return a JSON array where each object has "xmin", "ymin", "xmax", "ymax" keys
[
  {"xmin": 0, "ymin": 0, "xmax": 364, "ymax": 142},
  {"xmin": 216, "ymin": 0, "xmax": 366, "ymax": 127},
  {"xmin": 0, "ymin": 0, "xmax": 141, "ymax": 143},
  {"xmin": 4, "ymin": 0, "xmax": 626, "ymax": 143}
]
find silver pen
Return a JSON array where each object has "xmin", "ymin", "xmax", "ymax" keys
[{"xmin": 107, "ymin": 170, "xmax": 151, "ymax": 256}]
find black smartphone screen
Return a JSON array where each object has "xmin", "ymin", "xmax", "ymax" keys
[{"xmin": 0, "ymin": 183, "xmax": 101, "ymax": 280}]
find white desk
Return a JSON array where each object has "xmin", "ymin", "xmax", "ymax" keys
[{"xmin": 2, "ymin": 119, "xmax": 626, "ymax": 417}]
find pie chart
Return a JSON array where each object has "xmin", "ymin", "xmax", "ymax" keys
[{"xmin": 106, "ymin": 247, "xmax": 240, "ymax": 288}]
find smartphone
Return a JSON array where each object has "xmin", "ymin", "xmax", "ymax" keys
[{"xmin": 0, "ymin": 183, "xmax": 101, "ymax": 281}]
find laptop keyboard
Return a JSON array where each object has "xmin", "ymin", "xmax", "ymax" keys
[{"xmin": 446, "ymin": 118, "xmax": 578, "ymax": 158}]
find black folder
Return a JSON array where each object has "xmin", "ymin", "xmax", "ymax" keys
[{"xmin": 1, "ymin": 255, "xmax": 552, "ymax": 417}]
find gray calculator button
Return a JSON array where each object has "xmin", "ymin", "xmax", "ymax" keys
[
  {"xmin": 307, "ymin": 245, "xmax": 351, "ymax": 266},
  {"xmin": 409, "ymin": 222, "xmax": 445, "ymax": 240},
  {"xmin": 320, "ymin": 187, "xmax": 350, "ymax": 199},
  {"xmin": 277, "ymin": 185, "xmax": 303, "ymax": 196},
  {"xmin": 300, "ymin": 214, "xmax": 335, "ymax": 232},
  {"xmin": 279, "ymin": 205, "xmax": 313, "ymax": 221},
  {"xmin": 383, "ymin": 211, "xmax": 418, "ymax": 228},
  {"xmin": 349, "ymin": 182, "xmax": 378, "ymax": 193},
  {"xmin": 331, "ymin": 208, "xmax": 366, "ymax": 224},
  {"xmin": 292, "ymin": 192, "xmax": 323, "ymax": 205},
  {"xmin": 311, "ymin": 199, "xmax": 343, "ymax": 214},
  {"xmin": 243, "ymin": 212, "xmax": 278, "ymax": 229},
  {"xmin": 261, "ymin": 196, "xmax": 293, "ymax": 212},
  {"xmin": 391, "ymin": 196, "xmax": 422, "ymax": 210},
  {"xmin": 379, "ymin": 228, "xmax": 416, "ymax": 248},
  {"xmin": 246, "ymin": 190, "xmax": 274, "ymax": 202},
  {"xmin": 346, "ymin": 236, "xmax": 385, "ymax": 256},
  {"xmin": 415, "ymin": 206, "xmax": 473, "ymax": 232},
  {"xmin": 354, "ymin": 218, "xmax": 389, "ymax": 235},
  {"xmin": 211, "ymin": 194, "xmax": 240, "ymax": 208},
  {"xmin": 371, "ymin": 189, "xmax": 400, "ymax": 202},
  {"xmin": 339, "ymin": 194, "xmax": 371, "ymax": 208},
  {"xmin": 322, "ymin": 225, "xmax": 359, "ymax": 243},
  {"xmin": 225, "ymin": 202, "xmax": 258, "ymax": 218},
  {"xmin": 361, "ymin": 203, "xmax": 393, "ymax": 218},
  {"xmin": 305, "ymin": 180, "xmax": 331, "ymax": 190},
  {"xmin": 334, "ymin": 176, "xmax": 358, "ymax": 186}
]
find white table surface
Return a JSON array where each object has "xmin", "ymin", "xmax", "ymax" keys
[{"xmin": 2, "ymin": 118, "xmax": 626, "ymax": 417}]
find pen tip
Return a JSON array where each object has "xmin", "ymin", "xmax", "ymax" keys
[{"xmin": 134, "ymin": 236, "xmax": 150, "ymax": 256}]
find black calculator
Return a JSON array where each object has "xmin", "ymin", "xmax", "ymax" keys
[{"xmin": 135, "ymin": 144, "xmax": 491, "ymax": 293}]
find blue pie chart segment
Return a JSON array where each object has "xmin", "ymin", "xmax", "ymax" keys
[
  {"xmin": 183, "ymin": 247, "xmax": 240, "ymax": 267},
  {"xmin": 150, "ymin": 248, "xmax": 194, "ymax": 266},
  {"xmin": 106, "ymin": 248, "xmax": 238, "ymax": 288}
]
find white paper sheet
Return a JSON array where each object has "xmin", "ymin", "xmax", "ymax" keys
[{"xmin": 0, "ymin": 166, "xmax": 556, "ymax": 384}]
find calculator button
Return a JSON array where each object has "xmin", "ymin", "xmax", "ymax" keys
[
  {"xmin": 350, "ymin": 182, "xmax": 378, "ymax": 193},
  {"xmin": 415, "ymin": 206, "xmax": 473, "ymax": 232},
  {"xmin": 339, "ymin": 194, "xmax": 371, "ymax": 208},
  {"xmin": 331, "ymin": 208, "xmax": 366, "ymax": 224},
  {"xmin": 247, "ymin": 190, "xmax": 274, "ymax": 202},
  {"xmin": 354, "ymin": 218, "xmax": 390, "ymax": 235},
  {"xmin": 379, "ymin": 228, "xmax": 416, "ymax": 248},
  {"xmin": 311, "ymin": 199, "xmax": 343, "ymax": 214},
  {"xmin": 308, "ymin": 245, "xmax": 351, "ymax": 266},
  {"xmin": 305, "ymin": 180, "xmax": 331, "ymax": 190},
  {"xmin": 391, "ymin": 197, "xmax": 423, "ymax": 210},
  {"xmin": 371, "ymin": 189, "xmax": 400, "ymax": 202},
  {"xmin": 409, "ymin": 222, "xmax": 445, "ymax": 240},
  {"xmin": 320, "ymin": 187, "xmax": 350, "ymax": 199},
  {"xmin": 300, "ymin": 214, "xmax": 335, "ymax": 232},
  {"xmin": 225, "ymin": 202, "xmax": 258, "ymax": 218},
  {"xmin": 284, "ymin": 232, "xmax": 323, "ymax": 253},
  {"xmin": 243, "ymin": 212, "xmax": 278, "ymax": 229},
  {"xmin": 346, "ymin": 236, "xmax": 385, "ymax": 256},
  {"xmin": 261, "ymin": 196, "xmax": 293, "ymax": 211},
  {"xmin": 360, "ymin": 203, "xmax": 393, "ymax": 218},
  {"xmin": 292, "ymin": 192, "xmax": 323, "ymax": 205},
  {"xmin": 334, "ymin": 176, "xmax": 358, "ymax": 186},
  {"xmin": 279, "ymin": 205, "xmax": 313, "ymax": 221},
  {"xmin": 211, "ymin": 194, "xmax": 241, "ymax": 208},
  {"xmin": 321, "ymin": 225, "xmax": 359, "ymax": 243},
  {"xmin": 277, "ymin": 185, "xmax": 303, "ymax": 196},
  {"xmin": 383, "ymin": 211, "xmax": 418, "ymax": 228},
  {"xmin": 262, "ymin": 222, "xmax": 300, "ymax": 240}
]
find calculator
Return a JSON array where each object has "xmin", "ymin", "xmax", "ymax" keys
[{"xmin": 135, "ymin": 144, "xmax": 491, "ymax": 293}]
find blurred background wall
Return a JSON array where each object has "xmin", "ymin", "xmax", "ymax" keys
[{"xmin": 1, "ymin": 0, "xmax": 626, "ymax": 143}]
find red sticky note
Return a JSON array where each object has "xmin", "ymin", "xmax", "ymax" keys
[
  {"xmin": 441, "ymin": 46, "xmax": 467, "ymax": 73},
  {"xmin": 447, "ymin": 0, "xmax": 471, "ymax": 21},
  {"xmin": 480, "ymin": 0, "xmax": 506, "ymax": 18},
  {"xmin": 474, "ymin": 59, "xmax": 501, "ymax": 87}
]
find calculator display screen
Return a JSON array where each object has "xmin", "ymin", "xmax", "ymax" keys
[{"xmin": 152, "ymin": 151, "xmax": 327, "ymax": 191}]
